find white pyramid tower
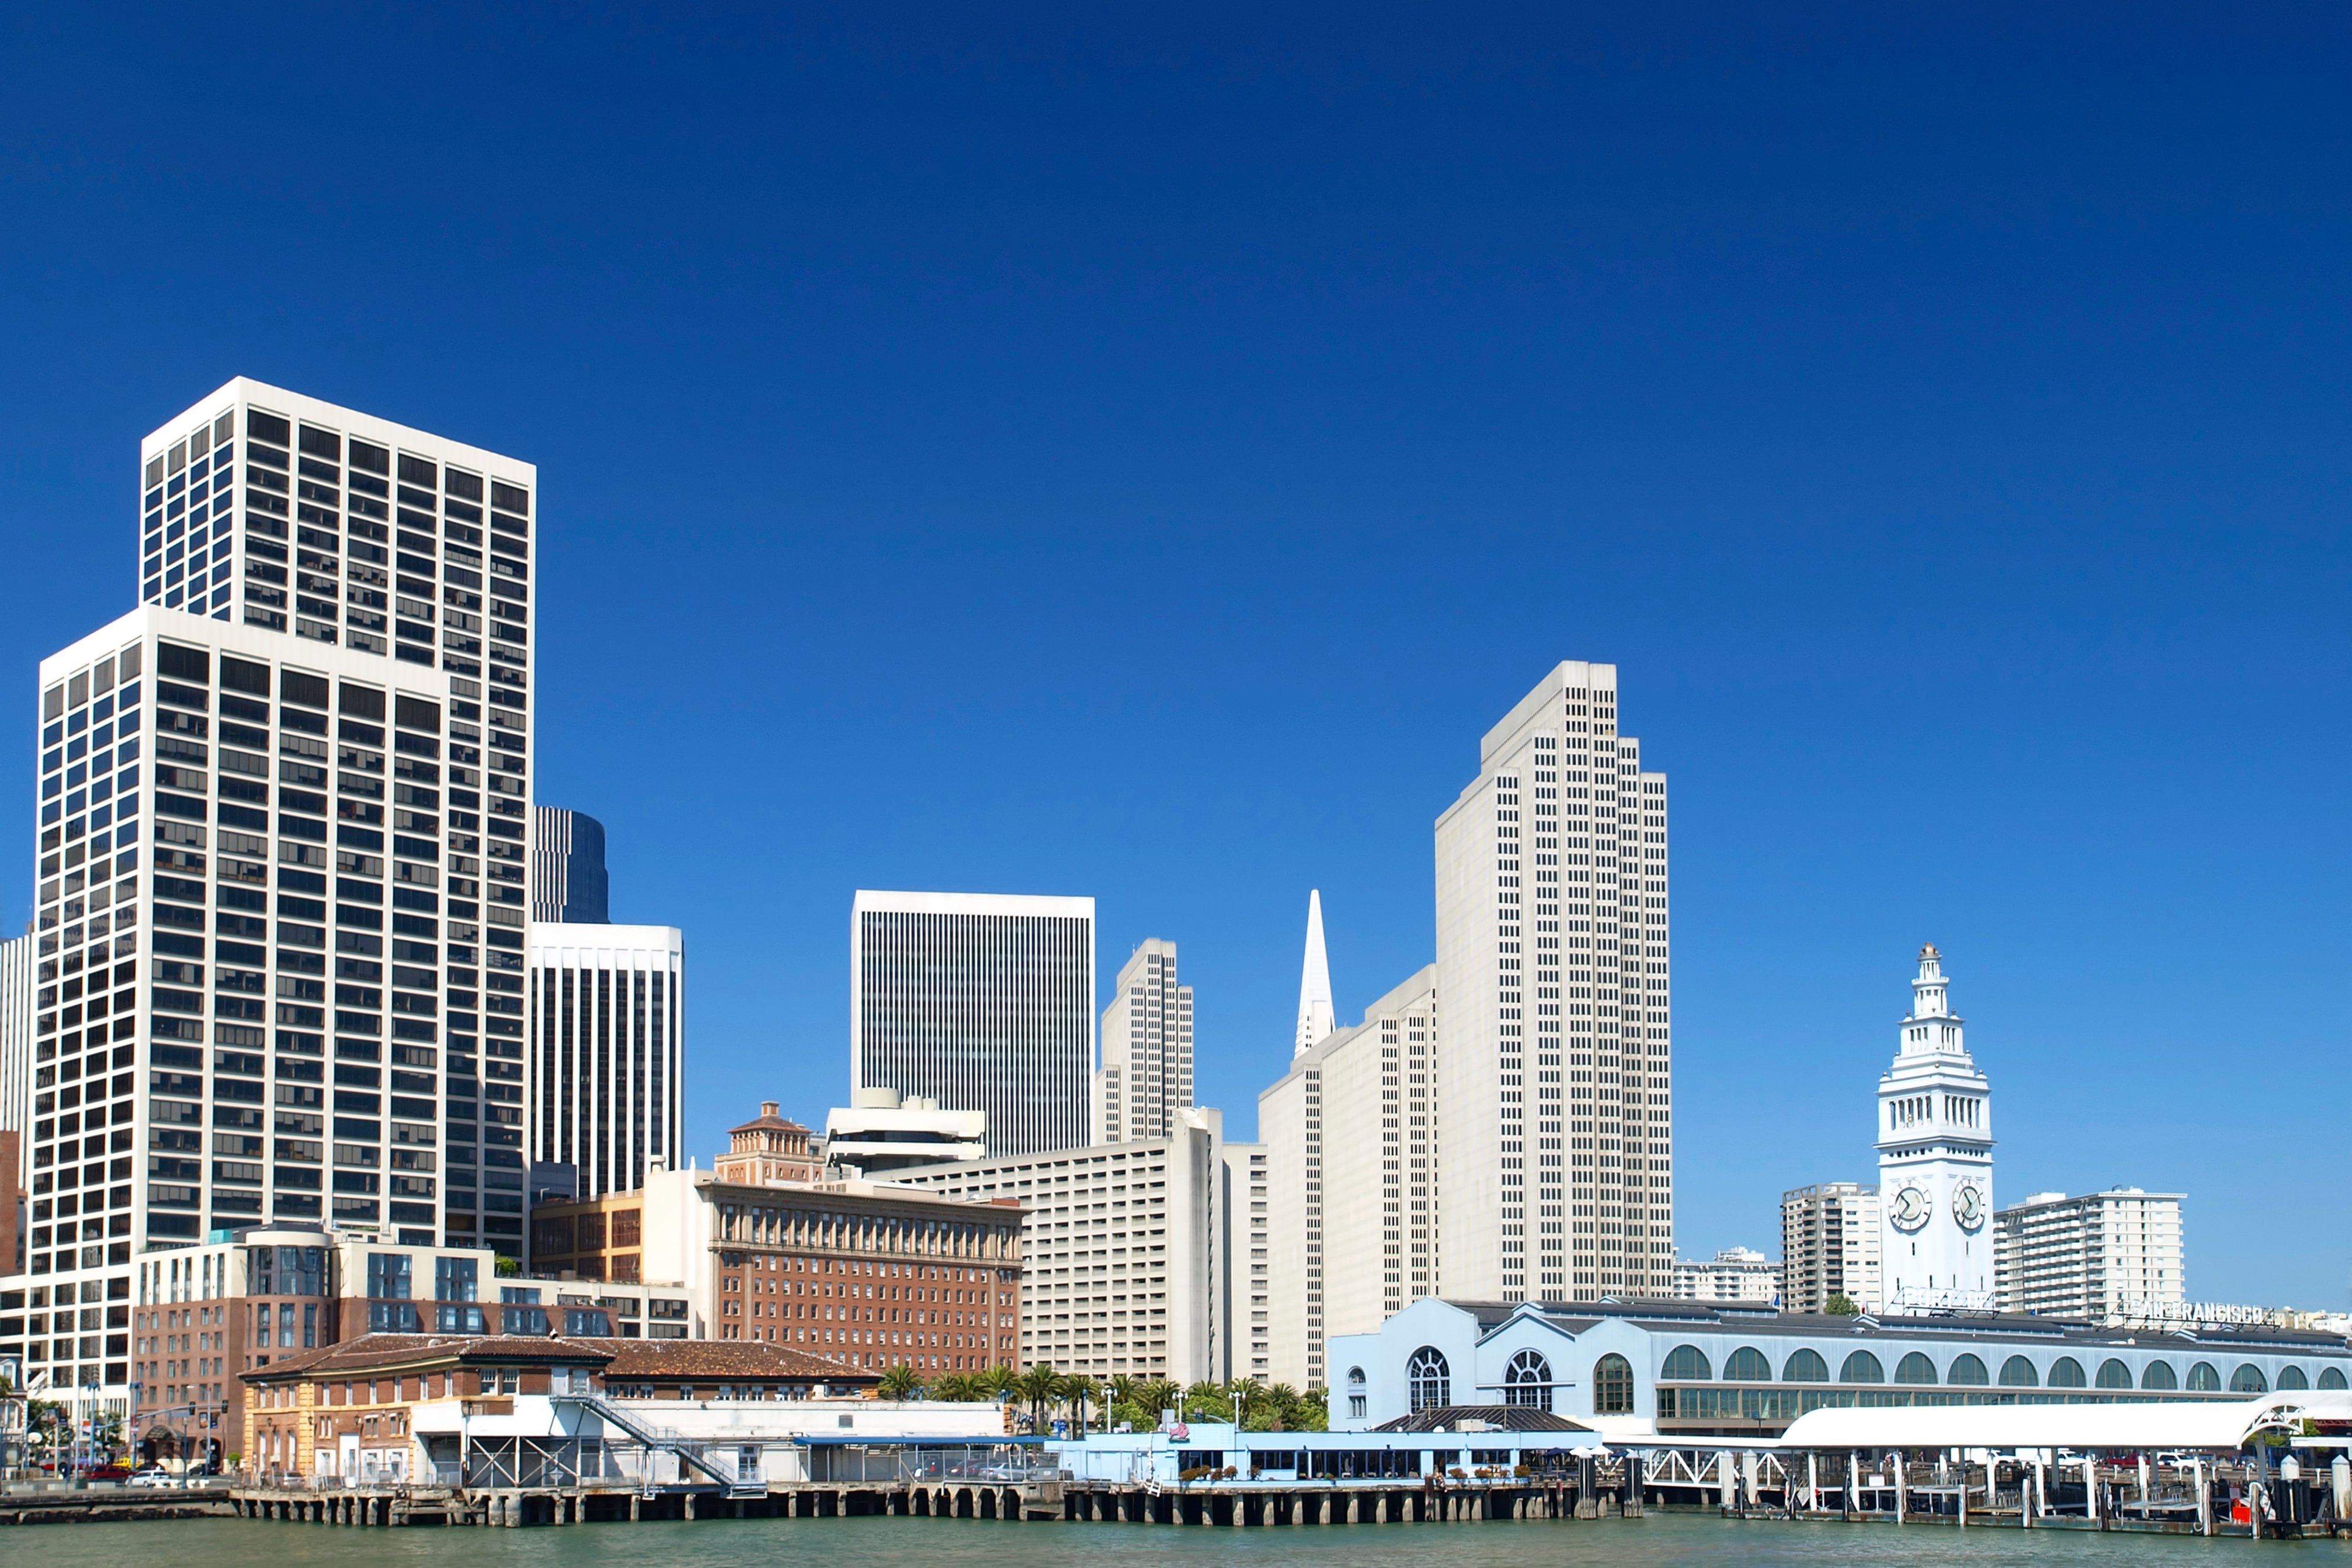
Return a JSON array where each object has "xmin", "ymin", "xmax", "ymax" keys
[{"xmin": 1294, "ymin": 889, "xmax": 1335, "ymax": 1056}]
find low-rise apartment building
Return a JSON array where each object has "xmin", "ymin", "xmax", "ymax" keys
[{"xmin": 241, "ymin": 1332, "xmax": 884, "ymax": 1484}]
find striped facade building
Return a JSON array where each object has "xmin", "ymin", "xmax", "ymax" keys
[
  {"xmin": 527, "ymin": 922, "xmax": 683, "ymax": 1200},
  {"xmin": 851, "ymin": 891, "xmax": 1094, "ymax": 1159}
]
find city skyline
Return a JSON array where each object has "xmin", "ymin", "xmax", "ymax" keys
[{"xmin": 4, "ymin": 11, "xmax": 2349, "ymax": 1312}]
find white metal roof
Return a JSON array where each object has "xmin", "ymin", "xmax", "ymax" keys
[{"xmin": 1773, "ymin": 1392, "xmax": 2352, "ymax": 1453}]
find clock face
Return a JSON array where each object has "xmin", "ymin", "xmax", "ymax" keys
[
  {"xmin": 1955, "ymin": 1182, "xmax": 1986, "ymax": 1231},
  {"xmin": 1889, "ymin": 1184, "xmax": 1932, "ymax": 1232}
]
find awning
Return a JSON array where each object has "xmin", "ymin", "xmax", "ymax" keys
[{"xmin": 1775, "ymin": 1392, "xmax": 2352, "ymax": 1454}]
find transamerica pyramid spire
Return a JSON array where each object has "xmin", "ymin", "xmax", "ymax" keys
[{"xmin": 1294, "ymin": 888, "xmax": 1335, "ymax": 1056}]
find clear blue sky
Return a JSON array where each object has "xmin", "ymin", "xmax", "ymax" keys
[{"xmin": 4, "ymin": 7, "xmax": 2347, "ymax": 1308}]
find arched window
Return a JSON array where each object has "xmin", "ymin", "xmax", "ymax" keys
[
  {"xmin": 1504, "ymin": 1349, "xmax": 1553, "ymax": 1410},
  {"xmin": 1661, "ymin": 1344, "xmax": 1713, "ymax": 1381},
  {"xmin": 2141, "ymin": 1360, "xmax": 2177, "ymax": 1390},
  {"xmin": 2187, "ymin": 1362, "xmax": 2221, "ymax": 1392},
  {"xmin": 1893, "ymin": 1352, "xmax": 1938, "ymax": 1385},
  {"xmin": 2277, "ymin": 1365, "xmax": 2308, "ymax": 1391},
  {"xmin": 1406, "ymin": 1346, "xmax": 1451, "ymax": 1412},
  {"xmin": 1947, "ymin": 1354, "xmax": 1989, "ymax": 1386},
  {"xmin": 1840, "ymin": 1350, "xmax": 1885, "ymax": 1384},
  {"xmin": 1723, "ymin": 1347, "xmax": 1772, "ymax": 1382},
  {"xmin": 1347, "ymin": 1366, "xmax": 1366, "ymax": 1386},
  {"xmin": 2320, "ymin": 1368, "xmax": 2347, "ymax": 1391},
  {"xmin": 2231, "ymin": 1363, "xmax": 2269, "ymax": 1394},
  {"xmin": 1593, "ymin": 1354, "xmax": 1635, "ymax": 1415},
  {"xmin": 2047, "ymin": 1357, "xmax": 2087, "ymax": 1389},
  {"xmin": 1782, "ymin": 1349, "xmax": 1829, "ymax": 1383},
  {"xmin": 1998, "ymin": 1356, "xmax": 2039, "ymax": 1388},
  {"xmin": 2096, "ymin": 1359, "xmax": 2133, "ymax": 1390}
]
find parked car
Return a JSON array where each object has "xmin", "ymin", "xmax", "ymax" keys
[
  {"xmin": 84, "ymin": 1465, "xmax": 132, "ymax": 1482},
  {"xmin": 129, "ymin": 1467, "xmax": 175, "ymax": 1488}
]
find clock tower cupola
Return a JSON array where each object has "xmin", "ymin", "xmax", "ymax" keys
[{"xmin": 1876, "ymin": 945, "xmax": 1995, "ymax": 1311}]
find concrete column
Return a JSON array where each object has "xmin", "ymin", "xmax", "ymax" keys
[
  {"xmin": 2197, "ymin": 1457, "xmax": 2212, "ymax": 1536},
  {"xmin": 629, "ymin": 1493, "xmax": 641, "ymax": 1522},
  {"xmin": 684, "ymin": 1492, "xmax": 697, "ymax": 1522}
]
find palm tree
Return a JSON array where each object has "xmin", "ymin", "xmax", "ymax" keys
[
  {"xmin": 980, "ymin": 1363, "xmax": 1018, "ymax": 1400},
  {"xmin": 877, "ymin": 1363, "xmax": 921, "ymax": 1401},
  {"xmin": 1182, "ymin": 1380, "xmax": 1228, "ymax": 1424},
  {"xmin": 1059, "ymin": 1373, "xmax": 1102, "ymax": 1436},
  {"xmin": 1013, "ymin": 1362, "xmax": 1063, "ymax": 1435},
  {"xmin": 1261, "ymin": 1382, "xmax": 1302, "ymax": 1432},
  {"xmin": 1295, "ymin": 1386, "xmax": 1331, "ymax": 1433},
  {"xmin": 930, "ymin": 1371, "xmax": 979, "ymax": 1403},
  {"xmin": 1134, "ymin": 1378, "xmax": 1179, "ymax": 1427}
]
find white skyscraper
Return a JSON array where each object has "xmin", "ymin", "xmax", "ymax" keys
[
  {"xmin": 851, "ymin": 891, "xmax": 1095, "ymax": 1159},
  {"xmin": 1096, "ymin": 937, "xmax": 1192, "ymax": 1145},
  {"xmin": 1995, "ymin": 1187, "xmax": 2183, "ymax": 1322},
  {"xmin": 527, "ymin": 921, "xmax": 684, "ymax": 1199},
  {"xmin": 1294, "ymin": 889, "xmax": 1334, "ymax": 1055},
  {"xmin": 1259, "ymin": 964, "xmax": 1439, "ymax": 1390},
  {"xmin": 1780, "ymin": 1181, "xmax": 1884, "ymax": 1314},
  {"xmin": 16, "ymin": 382, "xmax": 536, "ymax": 1406},
  {"xmin": 1877, "ymin": 944, "xmax": 1995, "ymax": 1312},
  {"xmin": 1434, "ymin": 663, "xmax": 1672, "ymax": 1303}
]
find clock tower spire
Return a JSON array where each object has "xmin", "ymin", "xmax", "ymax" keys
[{"xmin": 1876, "ymin": 944, "xmax": 1995, "ymax": 1312}]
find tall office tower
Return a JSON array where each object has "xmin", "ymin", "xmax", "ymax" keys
[
  {"xmin": 526, "ymin": 922, "xmax": 684, "ymax": 1201},
  {"xmin": 1294, "ymin": 890, "xmax": 1334, "ymax": 1055},
  {"xmin": 1095, "ymin": 938, "xmax": 1192, "ymax": 1145},
  {"xmin": 1434, "ymin": 663, "xmax": 1671, "ymax": 1304},
  {"xmin": 1780, "ymin": 1181, "xmax": 1883, "ymax": 1313},
  {"xmin": 1877, "ymin": 944, "xmax": 1994, "ymax": 1311},
  {"xmin": 529, "ymin": 805, "xmax": 609, "ymax": 923},
  {"xmin": 1261, "ymin": 965, "xmax": 1438, "ymax": 1390},
  {"xmin": 851, "ymin": 891, "xmax": 1094, "ymax": 1159},
  {"xmin": 2, "ymin": 928, "xmax": 33, "ymax": 1176},
  {"xmin": 21, "ymin": 382, "xmax": 535, "ymax": 1364},
  {"xmin": 1994, "ymin": 1188, "xmax": 2183, "ymax": 1322},
  {"xmin": 1217, "ymin": 1139, "xmax": 1271, "ymax": 1383},
  {"xmin": 25, "ymin": 601, "xmax": 527, "ymax": 1388}
]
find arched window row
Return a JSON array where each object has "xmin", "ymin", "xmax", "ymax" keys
[{"xmin": 1650, "ymin": 1344, "xmax": 2326, "ymax": 1393}]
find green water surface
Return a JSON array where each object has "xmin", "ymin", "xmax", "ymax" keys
[{"xmin": 18, "ymin": 1513, "xmax": 2352, "ymax": 1566}]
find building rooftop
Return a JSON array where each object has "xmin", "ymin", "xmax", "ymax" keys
[
  {"xmin": 1372, "ymin": 1405, "xmax": 1592, "ymax": 1435},
  {"xmin": 238, "ymin": 1331, "xmax": 878, "ymax": 1385},
  {"xmin": 1426, "ymin": 1299, "xmax": 2352, "ymax": 1355}
]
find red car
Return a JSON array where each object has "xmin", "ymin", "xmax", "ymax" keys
[{"xmin": 83, "ymin": 1465, "xmax": 132, "ymax": 1482}]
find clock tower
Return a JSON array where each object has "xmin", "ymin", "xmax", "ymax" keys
[{"xmin": 1876, "ymin": 945, "xmax": 1994, "ymax": 1312}]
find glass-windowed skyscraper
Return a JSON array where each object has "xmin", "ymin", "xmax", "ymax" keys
[
  {"xmin": 851, "ymin": 891, "xmax": 1094, "ymax": 1158},
  {"xmin": 15, "ymin": 380, "xmax": 536, "ymax": 1396}
]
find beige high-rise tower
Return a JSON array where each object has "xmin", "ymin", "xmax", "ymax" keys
[
  {"xmin": 1434, "ymin": 663, "xmax": 1672, "ymax": 1303},
  {"xmin": 1095, "ymin": 938, "xmax": 1193, "ymax": 1144}
]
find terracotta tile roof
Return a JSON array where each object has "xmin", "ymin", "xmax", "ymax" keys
[
  {"xmin": 574, "ymin": 1337, "xmax": 878, "ymax": 1383},
  {"xmin": 239, "ymin": 1330, "xmax": 883, "ymax": 1386},
  {"xmin": 241, "ymin": 1332, "xmax": 611, "ymax": 1382}
]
